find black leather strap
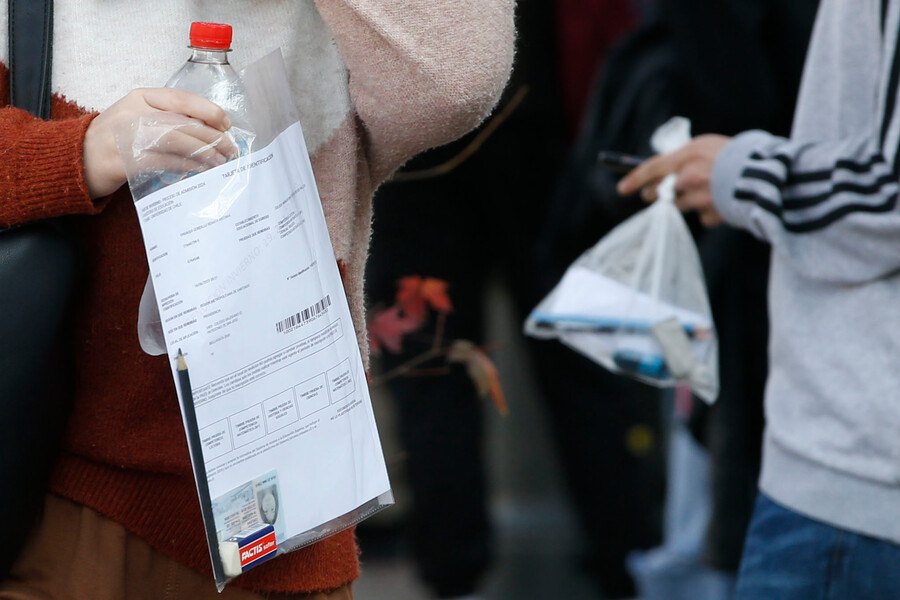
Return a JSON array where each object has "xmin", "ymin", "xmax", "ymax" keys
[
  {"xmin": 1, "ymin": 0, "xmax": 70, "ymax": 579},
  {"xmin": 9, "ymin": 0, "xmax": 53, "ymax": 119}
]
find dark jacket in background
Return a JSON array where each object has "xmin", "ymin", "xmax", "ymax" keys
[
  {"xmin": 534, "ymin": 0, "xmax": 820, "ymax": 574},
  {"xmin": 662, "ymin": 0, "xmax": 820, "ymax": 571}
]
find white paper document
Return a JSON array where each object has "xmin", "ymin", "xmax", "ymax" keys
[
  {"xmin": 134, "ymin": 122, "xmax": 391, "ymax": 550},
  {"xmin": 532, "ymin": 266, "xmax": 713, "ymax": 334},
  {"xmin": 525, "ymin": 265, "xmax": 717, "ymax": 399}
]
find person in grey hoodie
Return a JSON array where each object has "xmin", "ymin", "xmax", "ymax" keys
[{"xmin": 617, "ymin": 0, "xmax": 900, "ymax": 597}]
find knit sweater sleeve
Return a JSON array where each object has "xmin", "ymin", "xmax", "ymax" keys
[
  {"xmin": 0, "ymin": 107, "xmax": 102, "ymax": 228},
  {"xmin": 314, "ymin": 0, "xmax": 516, "ymax": 184}
]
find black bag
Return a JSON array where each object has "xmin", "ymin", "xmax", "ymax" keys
[{"xmin": 0, "ymin": 0, "xmax": 79, "ymax": 578}]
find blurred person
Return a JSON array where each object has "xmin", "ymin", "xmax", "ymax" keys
[
  {"xmin": 540, "ymin": 2, "xmax": 816, "ymax": 595},
  {"xmin": 555, "ymin": 0, "xmax": 638, "ymax": 137},
  {"xmin": 364, "ymin": 1, "xmax": 656, "ymax": 599},
  {"xmin": 518, "ymin": 7, "xmax": 669, "ymax": 600},
  {"xmin": 658, "ymin": 0, "xmax": 818, "ymax": 577},
  {"xmin": 618, "ymin": 1, "xmax": 900, "ymax": 597},
  {"xmin": 364, "ymin": 1, "xmax": 566, "ymax": 595},
  {"xmin": 0, "ymin": 2, "xmax": 514, "ymax": 599}
]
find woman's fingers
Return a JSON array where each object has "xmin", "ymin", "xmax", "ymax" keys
[
  {"xmin": 140, "ymin": 88, "xmax": 232, "ymax": 132},
  {"xmin": 84, "ymin": 87, "xmax": 241, "ymax": 199},
  {"xmin": 139, "ymin": 152, "xmax": 221, "ymax": 175},
  {"xmin": 147, "ymin": 126, "xmax": 236, "ymax": 166}
]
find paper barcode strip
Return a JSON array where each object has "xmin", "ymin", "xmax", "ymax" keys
[{"xmin": 275, "ymin": 295, "xmax": 332, "ymax": 333}]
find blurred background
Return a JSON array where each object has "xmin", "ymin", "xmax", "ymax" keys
[
  {"xmin": 357, "ymin": 279, "xmax": 614, "ymax": 600},
  {"xmin": 352, "ymin": 0, "xmax": 819, "ymax": 598}
]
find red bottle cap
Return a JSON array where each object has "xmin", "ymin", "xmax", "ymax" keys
[{"xmin": 189, "ymin": 22, "xmax": 232, "ymax": 50}]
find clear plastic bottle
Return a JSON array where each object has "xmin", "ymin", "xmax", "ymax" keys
[
  {"xmin": 137, "ymin": 22, "xmax": 255, "ymax": 357},
  {"xmin": 166, "ymin": 22, "xmax": 254, "ymax": 158}
]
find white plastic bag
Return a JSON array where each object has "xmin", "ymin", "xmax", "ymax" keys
[{"xmin": 525, "ymin": 117, "xmax": 719, "ymax": 402}]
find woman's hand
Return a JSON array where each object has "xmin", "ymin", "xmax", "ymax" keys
[
  {"xmin": 617, "ymin": 134, "xmax": 730, "ymax": 227},
  {"xmin": 83, "ymin": 88, "xmax": 238, "ymax": 199}
]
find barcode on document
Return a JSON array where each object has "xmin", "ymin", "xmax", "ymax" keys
[{"xmin": 275, "ymin": 295, "xmax": 332, "ymax": 333}]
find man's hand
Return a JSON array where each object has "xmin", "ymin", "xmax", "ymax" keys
[
  {"xmin": 616, "ymin": 134, "xmax": 731, "ymax": 227},
  {"xmin": 83, "ymin": 88, "xmax": 238, "ymax": 199}
]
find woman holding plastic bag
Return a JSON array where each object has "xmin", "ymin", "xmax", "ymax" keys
[{"xmin": 0, "ymin": 3, "xmax": 514, "ymax": 599}]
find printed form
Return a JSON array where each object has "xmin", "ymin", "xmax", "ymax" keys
[{"xmin": 134, "ymin": 122, "xmax": 391, "ymax": 548}]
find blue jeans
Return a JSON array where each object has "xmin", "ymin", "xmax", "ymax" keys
[{"xmin": 736, "ymin": 493, "xmax": 900, "ymax": 600}]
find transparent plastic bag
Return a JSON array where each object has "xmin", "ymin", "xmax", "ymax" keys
[
  {"xmin": 116, "ymin": 50, "xmax": 393, "ymax": 591},
  {"xmin": 525, "ymin": 118, "xmax": 719, "ymax": 402},
  {"xmin": 130, "ymin": 108, "xmax": 256, "ymax": 355},
  {"xmin": 134, "ymin": 42, "xmax": 257, "ymax": 356}
]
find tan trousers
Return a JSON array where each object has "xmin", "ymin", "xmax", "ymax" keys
[{"xmin": 0, "ymin": 495, "xmax": 352, "ymax": 600}]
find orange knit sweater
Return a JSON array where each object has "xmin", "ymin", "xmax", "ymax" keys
[{"xmin": 0, "ymin": 2, "xmax": 514, "ymax": 594}]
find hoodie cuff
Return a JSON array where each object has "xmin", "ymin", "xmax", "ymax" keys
[{"xmin": 710, "ymin": 129, "xmax": 782, "ymax": 231}]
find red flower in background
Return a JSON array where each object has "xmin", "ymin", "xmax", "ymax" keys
[
  {"xmin": 367, "ymin": 276, "xmax": 506, "ymax": 416},
  {"xmin": 368, "ymin": 306, "xmax": 422, "ymax": 354},
  {"xmin": 396, "ymin": 275, "xmax": 453, "ymax": 321}
]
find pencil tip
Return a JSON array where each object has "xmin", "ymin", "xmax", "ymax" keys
[{"xmin": 176, "ymin": 350, "xmax": 187, "ymax": 371}]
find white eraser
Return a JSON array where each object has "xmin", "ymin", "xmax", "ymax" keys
[{"xmin": 217, "ymin": 523, "xmax": 277, "ymax": 578}]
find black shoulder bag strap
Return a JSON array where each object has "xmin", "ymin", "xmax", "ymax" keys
[
  {"xmin": 0, "ymin": 0, "xmax": 78, "ymax": 579},
  {"xmin": 9, "ymin": 0, "xmax": 53, "ymax": 118}
]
